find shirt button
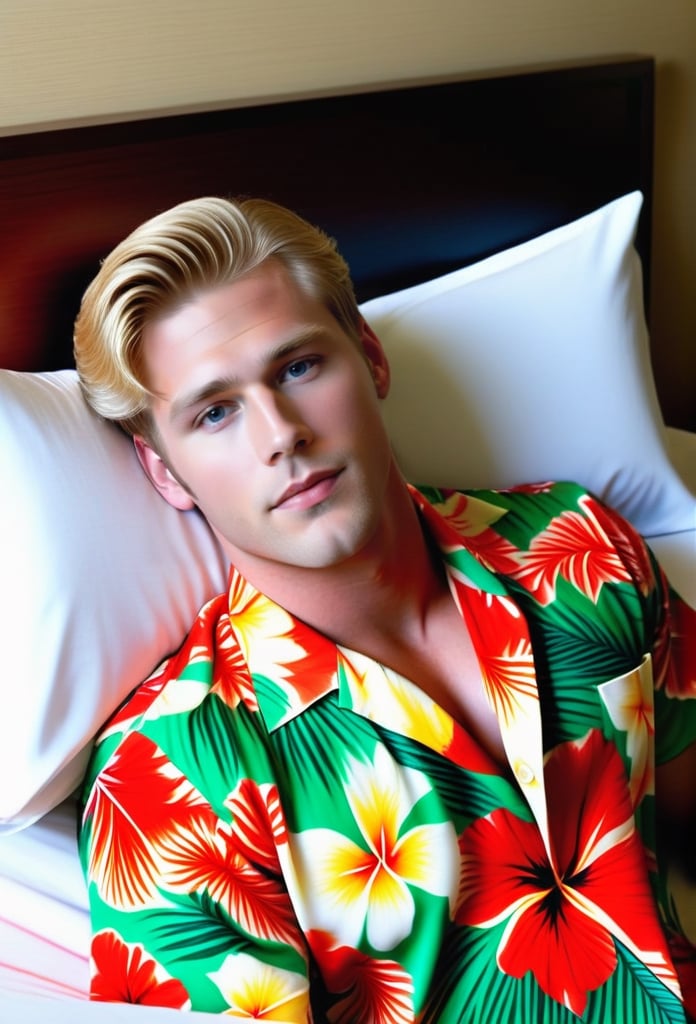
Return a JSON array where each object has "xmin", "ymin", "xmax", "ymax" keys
[{"xmin": 516, "ymin": 762, "xmax": 535, "ymax": 785}]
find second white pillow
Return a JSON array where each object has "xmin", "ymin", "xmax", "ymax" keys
[{"xmin": 361, "ymin": 192, "xmax": 696, "ymax": 538}]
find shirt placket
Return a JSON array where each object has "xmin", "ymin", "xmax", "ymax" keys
[{"xmin": 412, "ymin": 489, "xmax": 554, "ymax": 861}]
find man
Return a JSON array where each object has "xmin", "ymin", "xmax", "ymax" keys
[{"xmin": 75, "ymin": 196, "xmax": 696, "ymax": 1022}]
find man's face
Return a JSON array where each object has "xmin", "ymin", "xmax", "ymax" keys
[{"xmin": 136, "ymin": 261, "xmax": 394, "ymax": 576}]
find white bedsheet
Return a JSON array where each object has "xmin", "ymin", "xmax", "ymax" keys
[
  {"xmin": 0, "ymin": 797, "xmax": 88, "ymax": 1001},
  {"xmin": 1, "ymin": 993, "xmax": 244, "ymax": 1023},
  {"xmin": 1, "ymin": 427, "xmax": 694, "ymax": 1017}
]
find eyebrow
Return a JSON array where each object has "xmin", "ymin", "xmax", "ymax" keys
[{"xmin": 168, "ymin": 330, "xmax": 325, "ymax": 424}]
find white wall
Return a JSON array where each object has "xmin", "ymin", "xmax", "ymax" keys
[{"xmin": 2, "ymin": 0, "xmax": 695, "ymax": 425}]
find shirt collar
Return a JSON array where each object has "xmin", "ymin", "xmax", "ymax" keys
[{"xmin": 226, "ymin": 484, "xmax": 515, "ymax": 732}]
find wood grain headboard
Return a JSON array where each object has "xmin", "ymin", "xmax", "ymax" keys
[{"xmin": 0, "ymin": 55, "xmax": 653, "ymax": 375}]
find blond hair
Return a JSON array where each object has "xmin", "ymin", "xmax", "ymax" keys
[{"xmin": 74, "ymin": 196, "xmax": 361, "ymax": 443}]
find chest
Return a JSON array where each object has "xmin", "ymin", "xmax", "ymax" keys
[{"xmin": 354, "ymin": 597, "xmax": 508, "ymax": 768}]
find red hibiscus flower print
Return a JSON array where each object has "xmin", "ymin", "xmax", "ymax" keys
[
  {"xmin": 90, "ymin": 930, "xmax": 190, "ymax": 1007},
  {"xmin": 308, "ymin": 929, "xmax": 414, "ymax": 1024},
  {"xmin": 83, "ymin": 732, "xmax": 208, "ymax": 909},
  {"xmin": 457, "ymin": 730, "xmax": 680, "ymax": 1016},
  {"xmin": 158, "ymin": 795, "xmax": 302, "ymax": 950},
  {"xmin": 511, "ymin": 496, "xmax": 632, "ymax": 605},
  {"xmin": 662, "ymin": 595, "xmax": 696, "ymax": 699}
]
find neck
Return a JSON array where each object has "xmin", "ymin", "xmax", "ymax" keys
[{"xmin": 228, "ymin": 475, "xmax": 445, "ymax": 647}]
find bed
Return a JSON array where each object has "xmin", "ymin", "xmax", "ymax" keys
[{"xmin": 1, "ymin": 55, "xmax": 695, "ymax": 1021}]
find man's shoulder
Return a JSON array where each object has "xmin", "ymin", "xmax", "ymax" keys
[
  {"xmin": 421, "ymin": 479, "xmax": 592, "ymax": 508},
  {"xmin": 415, "ymin": 479, "xmax": 652, "ymax": 586},
  {"xmin": 91, "ymin": 591, "xmax": 232, "ymax": 742},
  {"xmin": 418, "ymin": 479, "xmax": 615, "ymax": 530},
  {"xmin": 79, "ymin": 590, "xmax": 238, "ymax": 801}
]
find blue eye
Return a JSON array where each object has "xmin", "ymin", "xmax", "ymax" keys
[
  {"xmin": 287, "ymin": 360, "xmax": 310, "ymax": 378},
  {"xmin": 283, "ymin": 357, "xmax": 319, "ymax": 382},
  {"xmin": 201, "ymin": 404, "xmax": 229, "ymax": 427}
]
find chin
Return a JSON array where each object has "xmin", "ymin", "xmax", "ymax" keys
[
  {"xmin": 288, "ymin": 545, "xmax": 359, "ymax": 571},
  {"xmin": 306, "ymin": 525, "xmax": 378, "ymax": 569}
]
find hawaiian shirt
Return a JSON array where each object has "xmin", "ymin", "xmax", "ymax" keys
[{"xmin": 79, "ymin": 481, "xmax": 696, "ymax": 1022}]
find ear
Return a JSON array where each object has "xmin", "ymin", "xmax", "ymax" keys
[
  {"xmin": 133, "ymin": 436, "xmax": 196, "ymax": 511},
  {"xmin": 358, "ymin": 318, "xmax": 390, "ymax": 399}
]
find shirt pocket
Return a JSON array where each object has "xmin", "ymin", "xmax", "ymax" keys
[{"xmin": 597, "ymin": 652, "xmax": 654, "ymax": 808}]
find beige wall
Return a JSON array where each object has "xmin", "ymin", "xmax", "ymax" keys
[{"xmin": 2, "ymin": 0, "xmax": 695, "ymax": 426}]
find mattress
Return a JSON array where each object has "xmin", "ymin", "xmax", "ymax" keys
[{"xmin": 1, "ymin": 427, "xmax": 694, "ymax": 1012}]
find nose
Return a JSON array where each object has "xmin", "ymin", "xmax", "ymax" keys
[{"xmin": 247, "ymin": 387, "xmax": 313, "ymax": 464}]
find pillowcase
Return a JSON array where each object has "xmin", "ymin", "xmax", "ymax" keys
[
  {"xmin": 360, "ymin": 191, "xmax": 696, "ymax": 538},
  {"xmin": 0, "ymin": 370, "xmax": 229, "ymax": 830}
]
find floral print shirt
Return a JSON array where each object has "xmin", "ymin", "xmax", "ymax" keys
[{"xmin": 79, "ymin": 481, "xmax": 696, "ymax": 1022}]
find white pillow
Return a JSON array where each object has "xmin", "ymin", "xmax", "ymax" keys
[
  {"xmin": 361, "ymin": 192, "xmax": 696, "ymax": 538},
  {"xmin": 0, "ymin": 370, "xmax": 228, "ymax": 830}
]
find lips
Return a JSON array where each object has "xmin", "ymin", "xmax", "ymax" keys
[{"xmin": 272, "ymin": 469, "xmax": 341, "ymax": 510}]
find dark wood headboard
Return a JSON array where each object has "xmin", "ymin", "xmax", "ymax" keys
[{"xmin": 0, "ymin": 55, "xmax": 654, "ymax": 374}]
